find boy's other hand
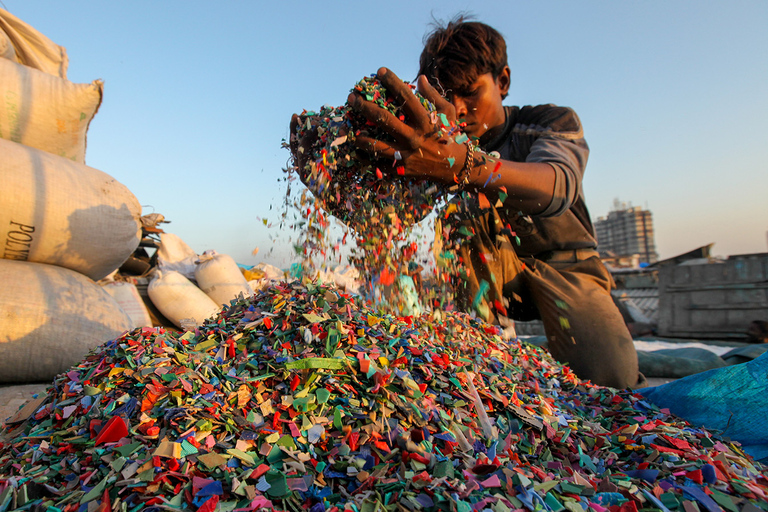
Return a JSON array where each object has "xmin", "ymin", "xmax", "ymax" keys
[{"xmin": 289, "ymin": 113, "xmax": 318, "ymax": 184}]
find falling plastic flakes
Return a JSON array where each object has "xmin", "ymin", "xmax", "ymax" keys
[
  {"xmin": 279, "ymin": 75, "xmax": 462, "ymax": 315},
  {"xmin": 1, "ymin": 280, "xmax": 767, "ymax": 512}
]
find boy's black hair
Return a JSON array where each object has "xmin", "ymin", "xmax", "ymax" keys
[{"xmin": 418, "ymin": 16, "xmax": 509, "ymax": 99}]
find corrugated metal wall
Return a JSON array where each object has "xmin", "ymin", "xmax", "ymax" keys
[{"xmin": 658, "ymin": 254, "xmax": 768, "ymax": 339}]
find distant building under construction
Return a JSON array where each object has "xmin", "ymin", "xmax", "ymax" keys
[{"xmin": 595, "ymin": 200, "xmax": 658, "ymax": 265}]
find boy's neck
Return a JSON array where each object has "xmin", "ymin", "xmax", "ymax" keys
[{"xmin": 478, "ymin": 107, "xmax": 509, "ymax": 147}]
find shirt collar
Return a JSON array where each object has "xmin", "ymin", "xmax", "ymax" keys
[{"xmin": 479, "ymin": 106, "xmax": 513, "ymax": 152}]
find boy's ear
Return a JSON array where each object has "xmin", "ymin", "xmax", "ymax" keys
[{"xmin": 497, "ymin": 66, "xmax": 511, "ymax": 97}]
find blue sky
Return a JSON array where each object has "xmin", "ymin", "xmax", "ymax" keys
[{"xmin": 6, "ymin": 1, "xmax": 767, "ymax": 266}]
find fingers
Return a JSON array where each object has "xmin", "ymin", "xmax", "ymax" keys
[
  {"xmin": 289, "ymin": 112, "xmax": 320, "ymax": 178},
  {"xmin": 353, "ymin": 134, "xmax": 398, "ymax": 162},
  {"xmin": 350, "ymin": 136, "xmax": 409, "ymax": 181},
  {"xmin": 416, "ymin": 75, "xmax": 456, "ymax": 122},
  {"xmin": 375, "ymin": 68, "xmax": 433, "ymax": 132},
  {"xmin": 347, "ymin": 91, "xmax": 417, "ymax": 148},
  {"xmin": 289, "ymin": 114, "xmax": 300, "ymax": 154}
]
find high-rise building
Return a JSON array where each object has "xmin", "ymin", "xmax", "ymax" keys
[{"xmin": 594, "ymin": 200, "xmax": 658, "ymax": 264}]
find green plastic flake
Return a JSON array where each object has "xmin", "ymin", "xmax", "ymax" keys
[
  {"xmin": 316, "ymin": 388, "xmax": 331, "ymax": 404},
  {"xmin": 333, "ymin": 406, "xmax": 343, "ymax": 429},
  {"xmin": 110, "ymin": 456, "xmax": 126, "ymax": 472},
  {"xmin": 114, "ymin": 441, "xmax": 142, "ymax": 457},
  {"xmin": 285, "ymin": 357, "xmax": 345, "ymax": 370},
  {"xmin": 180, "ymin": 440, "xmax": 199, "ymax": 457},
  {"xmin": 195, "ymin": 419, "xmax": 213, "ymax": 431},
  {"xmin": 659, "ymin": 493, "xmax": 680, "ymax": 509},
  {"xmin": 456, "ymin": 500, "xmax": 471, "ymax": 512},
  {"xmin": 194, "ymin": 339, "xmax": 218, "ymax": 352},
  {"xmin": 559, "ymin": 482, "xmax": 584, "ymax": 495},
  {"xmin": 534, "ymin": 480, "xmax": 560, "ymax": 494},
  {"xmin": 433, "ymin": 460, "xmax": 454, "ymax": 479},
  {"xmin": 265, "ymin": 470, "xmax": 289, "ymax": 498},
  {"xmin": 227, "ymin": 448, "xmax": 255, "ymax": 466},
  {"xmin": 266, "ymin": 445, "xmax": 284, "ymax": 465},
  {"xmin": 544, "ymin": 492, "xmax": 565, "ymax": 512},
  {"xmin": 83, "ymin": 386, "xmax": 101, "ymax": 396},
  {"xmin": 276, "ymin": 435, "xmax": 297, "ymax": 450},
  {"xmin": 513, "ymin": 473, "xmax": 532, "ymax": 488},
  {"xmin": 79, "ymin": 476, "xmax": 108, "ymax": 504},
  {"xmin": 167, "ymin": 493, "xmax": 185, "ymax": 508},
  {"xmin": 293, "ymin": 395, "xmax": 317, "ymax": 412}
]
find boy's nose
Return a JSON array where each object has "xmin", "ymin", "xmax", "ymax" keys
[{"xmin": 451, "ymin": 97, "xmax": 468, "ymax": 119}]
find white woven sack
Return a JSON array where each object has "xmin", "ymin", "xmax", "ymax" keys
[
  {"xmin": 0, "ymin": 24, "xmax": 17, "ymax": 61},
  {"xmin": 101, "ymin": 281, "xmax": 152, "ymax": 329},
  {"xmin": 0, "ymin": 8, "xmax": 68, "ymax": 78},
  {"xmin": 0, "ymin": 58, "xmax": 102, "ymax": 163},
  {"xmin": 195, "ymin": 251, "xmax": 252, "ymax": 307},
  {"xmin": 0, "ymin": 259, "xmax": 132, "ymax": 383},
  {"xmin": 0, "ymin": 138, "xmax": 142, "ymax": 281},
  {"xmin": 156, "ymin": 232, "xmax": 199, "ymax": 280},
  {"xmin": 147, "ymin": 270, "xmax": 220, "ymax": 329}
]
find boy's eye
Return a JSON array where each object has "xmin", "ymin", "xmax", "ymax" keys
[{"xmin": 447, "ymin": 85, "xmax": 478, "ymax": 103}]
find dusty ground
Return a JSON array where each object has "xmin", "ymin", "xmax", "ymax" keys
[{"xmin": 0, "ymin": 383, "xmax": 49, "ymax": 427}]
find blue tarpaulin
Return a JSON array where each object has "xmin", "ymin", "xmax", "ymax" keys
[{"xmin": 640, "ymin": 352, "xmax": 768, "ymax": 462}]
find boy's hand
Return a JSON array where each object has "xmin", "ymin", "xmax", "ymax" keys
[
  {"xmin": 348, "ymin": 67, "xmax": 467, "ymax": 184},
  {"xmin": 289, "ymin": 113, "xmax": 318, "ymax": 184}
]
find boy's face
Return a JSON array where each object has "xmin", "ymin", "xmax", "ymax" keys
[{"xmin": 446, "ymin": 66, "xmax": 510, "ymax": 140}]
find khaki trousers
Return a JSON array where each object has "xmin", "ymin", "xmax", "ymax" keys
[{"xmin": 438, "ymin": 201, "xmax": 643, "ymax": 389}]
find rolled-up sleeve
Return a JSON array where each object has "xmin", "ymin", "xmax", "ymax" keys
[{"xmin": 528, "ymin": 135, "xmax": 589, "ymax": 217}]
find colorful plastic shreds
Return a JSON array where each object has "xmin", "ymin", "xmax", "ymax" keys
[
  {"xmin": 281, "ymin": 75, "xmax": 456, "ymax": 314},
  {"xmin": 0, "ymin": 280, "xmax": 765, "ymax": 512},
  {"xmin": 288, "ymin": 75, "xmax": 446, "ymax": 232}
]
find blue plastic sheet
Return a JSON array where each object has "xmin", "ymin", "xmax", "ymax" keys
[{"xmin": 640, "ymin": 352, "xmax": 768, "ymax": 462}]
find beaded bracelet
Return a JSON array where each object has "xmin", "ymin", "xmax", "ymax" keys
[{"xmin": 453, "ymin": 141, "xmax": 477, "ymax": 190}]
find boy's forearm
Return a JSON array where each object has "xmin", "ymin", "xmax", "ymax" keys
[{"xmin": 462, "ymin": 156, "xmax": 556, "ymax": 215}]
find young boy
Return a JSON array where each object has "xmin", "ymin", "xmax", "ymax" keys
[{"xmin": 345, "ymin": 18, "xmax": 644, "ymax": 389}]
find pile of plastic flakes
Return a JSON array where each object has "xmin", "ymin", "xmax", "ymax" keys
[{"xmin": 2, "ymin": 281, "xmax": 766, "ymax": 512}]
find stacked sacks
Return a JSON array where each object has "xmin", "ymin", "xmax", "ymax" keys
[
  {"xmin": 0, "ymin": 8, "xmax": 100, "ymax": 164},
  {"xmin": 100, "ymin": 280, "xmax": 154, "ymax": 331},
  {"xmin": 1, "ymin": 138, "xmax": 142, "ymax": 278},
  {"xmin": 0, "ymin": 261, "xmax": 132, "ymax": 383},
  {"xmin": 196, "ymin": 251, "xmax": 254, "ymax": 307},
  {"xmin": 148, "ymin": 233, "xmax": 253, "ymax": 329},
  {"xmin": 148, "ymin": 269, "xmax": 221, "ymax": 329},
  {"xmin": 0, "ymin": 9, "xmax": 140, "ymax": 383}
]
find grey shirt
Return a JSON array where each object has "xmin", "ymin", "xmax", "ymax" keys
[{"xmin": 481, "ymin": 105, "xmax": 598, "ymax": 257}]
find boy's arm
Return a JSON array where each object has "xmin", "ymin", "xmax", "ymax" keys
[
  {"xmin": 350, "ymin": 68, "xmax": 557, "ymax": 216},
  {"xmin": 450, "ymin": 152, "xmax": 557, "ymax": 215}
]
